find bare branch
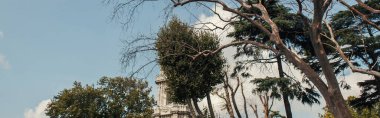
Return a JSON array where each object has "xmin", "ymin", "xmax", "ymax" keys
[
  {"xmin": 128, "ymin": 59, "xmax": 157, "ymax": 78},
  {"xmin": 191, "ymin": 40, "xmax": 279, "ymax": 60},
  {"xmin": 324, "ymin": 20, "xmax": 380, "ymax": 78},
  {"xmin": 338, "ymin": 0, "xmax": 380, "ymax": 31},
  {"xmin": 196, "ymin": 2, "xmax": 239, "ymax": 22},
  {"xmin": 172, "ymin": 0, "xmax": 272, "ymax": 35},
  {"xmin": 295, "ymin": 0, "xmax": 304, "ymax": 15},
  {"xmin": 322, "ymin": 0, "xmax": 333, "ymax": 13},
  {"xmin": 193, "ymin": 22, "xmax": 233, "ymax": 31},
  {"xmin": 355, "ymin": 0, "xmax": 380, "ymax": 14},
  {"xmin": 173, "ymin": 0, "xmax": 329, "ymax": 98}
]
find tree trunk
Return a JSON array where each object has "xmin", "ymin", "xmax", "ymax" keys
[
  {"xmin": 240, "ymin": 83, "xmax": 248, "ymax": 118},
  {"xmin": 192, "ymin": 97, "xmax": 203, "ymax": 117},
  {"xmin": 223, "ymin": 73, "xmax": 235, "ymax": 118},
  {"xmin": 259, "ymin": 93, "xmax": 269, "ymax": 118},
  {"xmin": 250, "ymin": 104, "xmax": 259, "ymax": 118},
  {"xmin": 187, "ymin": 99, "xmax": 196, "ymax": 118},
  {"xmin": 249, "ymin": 1, "xmax": 351, "ymax": 117},
  {"xmin": 206, "ymin": 93, "xmax": 215, "ymax": 118},
  {"xmin": 231, "ymin": 90, "xmax": 241, "ymax": 118},
  {"xmin": 229, "ymin": 78, "xmax": 242, "ymax": 118},
  {"xmin": 309, "ymin": 1, "xmax": 352, "ymax": 118},
  {"xmin": 259, "ymin": 95, "xmax": 270, "ymax": 118},
  {"xmin": 170, "ymin": 0, "xmax": 353, "ymax": 117},
  {"xmin": 282, "ymin": 95, "xmax": 292, "ymax": 118},
  {"xmin": 276, "ymin": 55, "xmax": 292, "ymax": 118}
]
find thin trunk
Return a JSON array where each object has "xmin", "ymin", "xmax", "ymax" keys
[
  {"xmin": 223, "ymin": 73, "xmax": 235, "ymax": 118},
  {"xmin": 231, "ymin": 90, "xmax": 241, "ymax": 118},
  {"xmin": 249, "ymin": 104, "xmax": 259, "ymax": 118},
  {"xmin": 265, "ymin": 97, "xmax": 269, "ymax": 118},
  {"xmin": 206, "ymin": 93, "xmax": 215, "ymax": 118},
  {"xmin": 229, "ymin": 78, "xmax": 242, "ymax": 118},
  {"xmin": 283, "ymin": 95, "xmax": 292, "ymax": 118},
  {"xmin": 187, "ymin": 99, "xmax": 196, "ymax": 118},
  {"xmin": 192, "ymin": 97, "xmax": 203, "ymax": 117},
  {"xmin": 259, "ymin": 95, "xmax": 269, "ymax": 118},
  {"xmin": 240, "ymin": 83, "xmax": 248, "ymax": 118},
  {"xmin": 276, "ymin": 55, "xmax": 292, "ymax": 118}
]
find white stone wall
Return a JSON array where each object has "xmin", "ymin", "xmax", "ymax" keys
[{"xmin": 154, "ymin": 71, "xmax": 190, "ymax": 118}]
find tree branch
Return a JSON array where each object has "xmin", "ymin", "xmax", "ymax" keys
[
  {"xmin": 324, "ymin": 20, "xmax": 380, "ymax": 78},
  {"xmin": 172, "ymin": 0, "xmax": 272, "ymax": 35},
  {"xmin": 191, "ymin": 40, "xmax": 279, "ymax": 60},
  {"xmin": 338, "ymin": 0, "xmax": 380, "ymax": 31},
  {"xmin": 355, "ymin": 0, "xmax": 380, "ymax": 14}
]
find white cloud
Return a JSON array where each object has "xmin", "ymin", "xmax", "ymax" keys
[
  {"xmin": 0, "ymin": 31, "xmax": 3, "ymax": 39},
  {"xmin": 0, "ymin": 53, "xmax": 11, "ymax": 70},
  {"xmin": 24, "ymin": 99, "xmax": 50, "ymax": 118},
  {"xmin": 340, "ymin": 73, "xmax": 372, "ymax": 98}
]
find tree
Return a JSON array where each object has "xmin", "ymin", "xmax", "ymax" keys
[
  {"xmin": 156, "ymin": 18, "xmax": 224, "ymax": 118},
  {"xmin": 45, "ymin": 77, "xmax": 154, "ymax": 118},
  {"xmin": 228, "ymin": 76, "xmax": 242, "ymax": 118},
  {"xmin": 227, "ymin": 1, "xmax": 324, "ymax": 117},
  {"xmin": 108, "ymin": 0, "xmax": 380, "ymax": 117},
  {"xmin": 46, "ymin": 82, "xmax": 106, "ymax": 118},
  {"xmin": 213, "ymin": 70, "xmax": 235, "ymax": 118},
  {"xmin": 330, "ymin": 0, "xmax": 380, "ymax": 109},
  {"xmin": 98, "ymin": 76, "xmax": 154, "ymax": 118},
  {"xmin": 168, "ymin": 1, "xmax": 380, "ymax": 117}
]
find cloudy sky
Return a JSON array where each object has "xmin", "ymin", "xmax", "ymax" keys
[{"xmin": 0, "ymin": 0, "xmax": 370, "ymax": 118}]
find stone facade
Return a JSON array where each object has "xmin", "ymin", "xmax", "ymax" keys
[{"xmin": 153, "ymin": 71, "xmax": 191, "ymax": 118}]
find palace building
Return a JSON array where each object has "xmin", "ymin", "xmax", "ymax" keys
[{"xmin": 153, "ymin": 71, "xmax": 191, "ymax": 118}]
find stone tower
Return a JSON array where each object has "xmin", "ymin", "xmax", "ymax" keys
[{"xmin": 153, "ymin": 70, "xmax": 190, "ymax": 118}]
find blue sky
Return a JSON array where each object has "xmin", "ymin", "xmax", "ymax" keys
[{"xmin": 0, "ymin": 0, "xmax": 176, "ymax": 117}]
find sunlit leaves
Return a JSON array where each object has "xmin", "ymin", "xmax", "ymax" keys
[{"xmin": 46, "ymin": 77, "xmax": 154, "ymax": 118}]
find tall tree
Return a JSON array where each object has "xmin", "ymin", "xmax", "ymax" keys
[
  {"xmin": 228, "ymin": 1, "xmax": 325, "ymax": 117},
  {"xmin": 168, "ymin": 1, "xmax": 366, "ymax": 117},
  {"xmin": 45, "ymin": 77, "xmax": 154, "ymax": 118},
  {"xmin": 156, "ymin": 18, "xmax": 224, "ymax": 118},
  {"xmin": 108, "ymin": 0, "xmax": 380, "ymax": 117}
]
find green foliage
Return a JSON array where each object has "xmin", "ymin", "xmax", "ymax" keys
[
  {"xmin": 46, "ymin": 82, "xmax": 106, "ymax": 118},
  {"xmin": 270, "ymin": 111, "xmax": 286, "ymax": 118},
  {"xmin": 319, "ymin": 96, "xmax": 380, "ymax": 118},
  {"xmin": 156, "ymin": 18, "xmax": 224, "ymax": 103},
  {"xmin": 46, "ymin": 77, "xmax": 154, "ymax": 118},
  {"xmin": 98, "ymin": 77, "xmax": 154, "ymax": 118},
  {"xmin": 251, "ymin": 77, "xmax": 320, "ymax": 105},
  {"xmin": 330, "ymin": 0, "xmax": 380, "ymax": 109},
  {"xmin": 230, "ymin": 1, "xmax": 322, "ymax": 116},
  {"xmin": 229, "ymin": 0, "xmax": 311, "ymax": 53},
  {"xmin": 229, "ymin": 0, "xmax": 344, "ymax": 75}
]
